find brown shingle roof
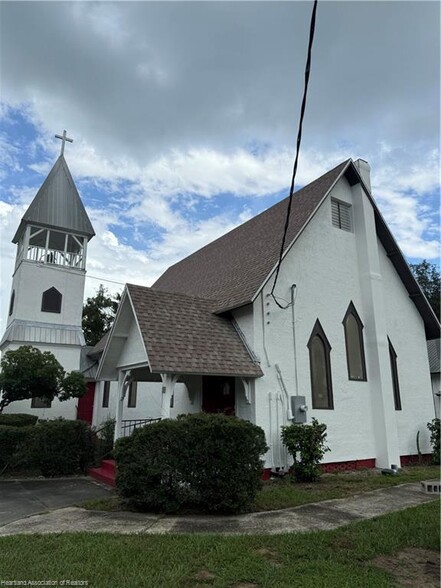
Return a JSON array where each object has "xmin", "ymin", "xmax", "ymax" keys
[
  {"xmin": 127, "ymin": 283, "xmax": 263, "ymax": 377},
  {"xmin": 153, "ymin": 160, "xmax": 350, "ymax": 311}
]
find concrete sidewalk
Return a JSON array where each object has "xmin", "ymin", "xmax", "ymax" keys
[{"xmin": 0, "ymin": 482, "xmax": 438, "ymax": 536}]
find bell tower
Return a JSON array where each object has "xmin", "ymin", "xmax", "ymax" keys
[{"xmin": 0, "ymin": 131, "xmax": 95, "ymax": 378}]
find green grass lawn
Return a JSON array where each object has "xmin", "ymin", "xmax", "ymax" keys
[
  {"xmin": 82, "ymin": 464, "xmax": 439, "ymax": 513},
  {"xmin": 0, "ymin": 502, "xmax": 439, "ymax": 587}
]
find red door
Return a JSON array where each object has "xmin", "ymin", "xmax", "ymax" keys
[{"xmin": 77, "ymin": 382, "xmax": 95, "ymax": 424}]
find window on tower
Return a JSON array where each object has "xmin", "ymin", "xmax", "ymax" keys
[
  {"xmin": 9, "ymin": 290, "xmax": 15, "ymax": 316},
  {"xmin": 41, "ymin": 287, "xmax": 62, "ymax": 313}
]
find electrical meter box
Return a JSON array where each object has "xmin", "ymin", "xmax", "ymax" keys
[{"xmin": 290, "ymin": 395, "xmax": 308, "ymax": 423}]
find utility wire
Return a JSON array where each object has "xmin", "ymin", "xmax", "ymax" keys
[{"xmin": 271, "ymin": 0, "xmax": 318, "ymax": 309}]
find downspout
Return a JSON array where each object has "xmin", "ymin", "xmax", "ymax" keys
[
  {"xmin": 291, "ymin": 284, "xmax": 299, "ymax": 397},
  {"xmin": 268, "ymin": 392, "xmax": 275, "ymax": 467},
  {"xmin": 275, "ymin": 363, "xmax": 293, "ymax": 421}
]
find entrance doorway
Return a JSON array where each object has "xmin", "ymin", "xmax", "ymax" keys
[
  {"xmin": 77, "ymin": 382, "xmax": 95, "ymax": 424},
  {"xmin": 202, "ymin": 376, "xmax": 236, "ymax": 415}
]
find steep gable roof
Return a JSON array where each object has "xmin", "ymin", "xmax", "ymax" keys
[
  {"xmin": 154, "ymin": 160, "xmax": 349, "ymax": 311},
  {"xmin": 127, "ymin": 283, "xmax": 262, "ymax": 377},
  {"xmin": 153, "ymin": 158, "xmax": 439, "ymax": 340},
  {"xmin": 13, "ymin": 155, "xmax": 95, "ymax": 243}
]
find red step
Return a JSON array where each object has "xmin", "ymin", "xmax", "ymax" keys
[{"xmin": 88, "ymin": 459, "xmax": 116, "ymax": 487}]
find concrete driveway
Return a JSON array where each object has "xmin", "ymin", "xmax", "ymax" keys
[{"xmin": 0, "ymin": 478, "xmax": 111, "ymax": 526}]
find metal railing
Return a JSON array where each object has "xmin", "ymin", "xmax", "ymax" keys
[{"xmin": 121, "ymin": 418, "xmax": 161, "ymax": 437}]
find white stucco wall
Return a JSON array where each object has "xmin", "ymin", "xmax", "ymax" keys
[
  {"xmin": 252, "ymin": 176, "xmax": 376, "ymax": 468},
  {"xmin": 8, "ymin": 261, "xmax": 85, "ymax": 327},
  {"xmin": 378, "ymin": 241, "xmax": 435, "ymax": 455}
]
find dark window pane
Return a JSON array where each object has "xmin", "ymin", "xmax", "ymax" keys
[
  {"xmin": 31, "ymin": 396, "xmax": 51, "ymax": 408},
  {"xmin": 388, "ymin": 339, "xmax": 402, "ymax": 410},
  {"xmin": 102, "ymin": 381, "xmax": 110, "ymax": 408},
  {"xmin": 41, "ymin": 287, "xmax": 62, "ymax": 313},
  {"xmin": 9, "ymin": 290, "xmax": 15, "ymax": 316},
  {"xmin": 308, "ymin": 320, "xmax": 333, "ymax": 409},
  {"xmin": 344, "ymin": 311, "xmax": 366, "ymax": 380},
  {"xmin": 128, "ymin": 382, "xmax": 137, "ymax": 408}
]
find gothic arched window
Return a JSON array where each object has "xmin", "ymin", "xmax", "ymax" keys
[
  {"xmin": 307, "ymin": 320, "xmax": 334, "ymax": 409},
  {"xmin": 41, "ymin": 287, "xmax": 62, "ymax": 313},
  {"xmin": 388, "ymin": 338, "xmax": 402, "ymax": 411},
  {"xmin": 343, "ymin": 302, "xmax": 367, "ymax": 381}
]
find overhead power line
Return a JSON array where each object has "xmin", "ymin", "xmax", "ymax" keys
[{"xmin": 270, "ymin": 0, "xmax": 319, "ymax": 309}]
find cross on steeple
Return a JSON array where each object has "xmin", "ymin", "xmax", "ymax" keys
[{"xmin": 55, "ymin": 130, "xmax": 73, "ymax": 156}]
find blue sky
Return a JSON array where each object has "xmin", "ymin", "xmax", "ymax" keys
[{"xmin": 1, "ymin": 1, "xmax": 440, "ymax": 331}]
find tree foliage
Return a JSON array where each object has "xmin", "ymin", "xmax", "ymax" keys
[
  {"xmin": 82, "ymin": 284, "xmax": 121, "ymax": 346},
  {"xmin": 410, "ymin": 260, "xmax": 440, "ymax": 320},
  {"xmin": 0, "ymin": 345, "xmax": 87, "ymax": 413}
]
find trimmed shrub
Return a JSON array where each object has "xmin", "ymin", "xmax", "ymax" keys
[
  {"xmin": 0, "ymin": 413, "xmax": 38, "ymax": 427},
  {"xmin": 115, "ymin": 413, "xmax": 267, "ymax": 514},
  {"xmin": 427, "ymin": 418, "xmax": 440, "ymax": 465},
  {"xmin": 33, "ymin": 419, "xmax": 94, "ymax": 477},
  {"xmin": 0, "ymin": 425, "xmax": 35, "ymax": 471},
  {"xmin": 281, "ymin": 418, "xmax": 330, "ymax": 482}
]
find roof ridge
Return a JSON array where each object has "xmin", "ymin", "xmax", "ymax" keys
[{"xmin": 157, "ymin": 159, "xmax": 351, "ymax": 277}]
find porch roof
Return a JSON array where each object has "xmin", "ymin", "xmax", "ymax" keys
[{"xmin": 127, "ymin": 283, "xmax": 263, "ymax": 378}]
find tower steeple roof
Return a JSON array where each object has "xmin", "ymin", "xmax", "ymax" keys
[{"xmin": 12, "ymin": 155, "xmax": 95, "ymax": 243}]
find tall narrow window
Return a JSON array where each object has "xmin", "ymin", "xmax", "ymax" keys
[
  {"xmin": 102, "ymin": 381, "xmax": 110, "ymax": 408},
  {"xmin": 9, "ymin": 290, "xmax": 15, "ymax": 316},
  {"xmin": 343, "ymin": 302, "xmax": 367, "ymax": 381},
  {"xmin": 307, "ymin": 320, "xmax": 334, "ymax": 409},
  {"xmin": 128, "ymin": 381, "xmax": 137, "ymax": 408},
  {"xmin": 41, "ymin": 287, "xmax": 62, "ymax": 313},
  {"xmin": 331, "ymin": 199, "xmax": 352, "ymax": 231},
  {"xmin": 388, "ymin": 338, "xmax": 402, "ymax": 410}
]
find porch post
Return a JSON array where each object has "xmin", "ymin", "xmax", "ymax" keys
[
  {"xmin": 160, "ymin": 373, "xmax": 178, "ymax": 419},
  {"xmin": 114, "ymin": 370, "xmax": 132, "ymax": 443}
]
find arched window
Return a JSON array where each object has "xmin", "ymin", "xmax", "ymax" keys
[
  {"xmin": 343, "ymin": 302, "xmax": 367, "ymax": 381},
  {"xmin": 388, "ymin": 338, "xmax": 402, "ymax": 410},
  {"xmin": 41, "ymin": 287, "xmax": 62, "ymax": 313},
  {"xmin": 9, "ymin": 290, "xmax": 15, "ymax": 316},
  {"xmin": 307, "ymin": 320, "xmax": 333, "ymax": 409}
]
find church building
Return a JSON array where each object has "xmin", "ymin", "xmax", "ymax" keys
[{"xmin": 1, "ymin": 136, "xmax": 439, "ymax": 475}]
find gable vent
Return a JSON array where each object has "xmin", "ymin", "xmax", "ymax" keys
[{"xmin": 331, "ymin": 199, "xmax": 352, "ymax": 232}]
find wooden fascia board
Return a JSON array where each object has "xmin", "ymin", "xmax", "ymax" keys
[
  {"xmin": 96, "ymin": 287, "xmax": 130, "ymax": 380},
  {"xmin": 126, "ymin": 286, "xmax": 153, "ymax": 370}
]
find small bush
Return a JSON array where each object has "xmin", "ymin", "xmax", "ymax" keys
[
  {"xmin": 427, "ymin": 418, "xmax": 440, "ymax": 465},
  {"xmin": 115, "ymin": 413, "xmax": 267, "ymax": 514},
  {"xmin": 0, "ymin": 425, "xmax": 35, "ymax": 471},
  {"xmin": 33, "ymin": 419, "xmax": 94, "ymax": 476},
  {"xmin": 0, "ymin": 413, "xmax": 38, "ymax": 427},
  {"xmin": 281, "ymin": 418, "xmax": 330, "ymax": 482}
]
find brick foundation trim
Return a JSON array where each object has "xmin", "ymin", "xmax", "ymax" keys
[
  {"xmin": 399, "ymin": 453, "xmax": 432, "ymax": 466},
  {"xmin": 262, "ymin": 453, "xmax": 434, "ymax": 479},
  {"xmin": 321, "ymin": 458, "xmax": 376, "ymax": 473}
]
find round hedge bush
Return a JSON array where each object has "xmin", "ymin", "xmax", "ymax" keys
[{"xmin": 115, "ymin": 413, "xmax": 268, "ymax": 514}]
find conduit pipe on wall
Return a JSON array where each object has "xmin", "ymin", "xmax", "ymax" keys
[
  {"xmin": 291, "ymin": 284, "xmax": 300, "ymax": 397},
  {"xmin": 268, "ymin": 392, "xmax": 274, "ymax": 467},
  {"xmin": 261, "ymin": 294, "xmax": 271, "ymax": 367}
]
